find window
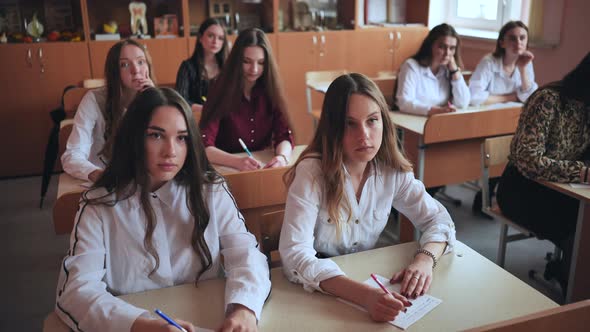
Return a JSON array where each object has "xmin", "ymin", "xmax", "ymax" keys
[{"xmin": 447, "ymin": 0, "xmax": 526, "ymax": 33}]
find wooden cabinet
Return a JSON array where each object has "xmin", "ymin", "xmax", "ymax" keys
[
  {"xmin": 0, "ymin": 42, "xmax": 91, "ymax": 177},
  {"xmin": 277, "ymin": 31, "xmax": 350, "ymax": 144}
]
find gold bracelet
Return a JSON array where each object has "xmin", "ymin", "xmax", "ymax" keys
[{"xmin": 415, "ymin": 248, "xmax": 437, "ymax": 269}]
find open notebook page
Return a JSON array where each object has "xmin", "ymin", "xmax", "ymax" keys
[{"xmin": 337, "ymin": 274, "xmax": 442, "ymax": 330}]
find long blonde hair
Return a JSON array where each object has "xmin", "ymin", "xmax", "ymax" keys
[{"xmin": 285, "ymin": 73, "xmax": 412, "ymax": 229}]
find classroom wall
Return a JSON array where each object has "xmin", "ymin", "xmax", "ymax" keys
[{"xmin": 461, "ymin": 0, "xmax": 590, "ymax": 86}]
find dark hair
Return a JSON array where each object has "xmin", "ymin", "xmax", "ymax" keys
[
  {"xmin": 412, "ymin": 23, "xmax": 464, "ymax": 68},
  {"xmin": 85, "ymin": 87, "xmax": 220, "ymax": 281},
  {"xmin": 559, "ymin": 52, "xmax": 590, "ymax": 105},
  {"xmin": 200, "ymin": 28, "xmax": 289, "ymax": 126},
  {"xmin": 286, "ymin": 73, "xmax": 412, "ymax": 229},
  {"xmin": 101, "ymin": 39, "xmax": 156, "ymax": 160},
  {"xmin": 190, "ymin": 18, "xmax": 229, "ymax": 79},
  {"xmin": 493, "ymin": 21, "xmax": 529, "ymax": 58}
]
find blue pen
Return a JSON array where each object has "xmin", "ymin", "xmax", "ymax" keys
[
  {"xmin": 238, "ymin": 138, "xmax": 253, "ymax": 157},
  {"xmin": 154, "ymin": 309, "xmax": 188, "ymax": 332}
]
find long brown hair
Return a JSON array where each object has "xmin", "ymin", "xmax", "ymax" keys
[
  {"xmin": 285, "ymin": 73, "xmax": 412, "ymax": 229},
  {"xmin": 190, "ymin": 18, "xmax": 229, "ymax": 79},
  {"xmin": 100, "ymin": 39, "xmax": 156, "ymax": 160},
  {"xmin": 199, "ymin": 28, "xmax": 288, "ymax": 126},
  {"xmin": 84, "ymin": 87, "xmax": 219, "ymax": 281},
  {"xmin": 412, "ymin": 23, "xmax": 464, "ymax": 69},
  {"xmin": 493, "ymin": 21, "xmax": 529, "ymax": 58}
]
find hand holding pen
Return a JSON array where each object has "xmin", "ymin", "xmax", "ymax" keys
[
  {"xmin": 129, "ymin": 309, "xmax": 194, "ymax": 332},
  {"xmin": 364, "ymin": 274, "xmax": 411, "ymax": 322},
  {"xmin": 235, "ymin": 138, "xmax": 261, "ymax": 171},
  {"xmin": 153, "ymin": 309, "xmax": 194, "ymax": 332}
]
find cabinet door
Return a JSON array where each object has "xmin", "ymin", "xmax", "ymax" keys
[
  {"xmin": 277, "ymin": 32, "xmax": 316, "ymax": 145},
  {"xmin": 88, "ymin": 41, "xmax": 118, "ymax": 80},
  {"xmin": 316, "ymin": 31, "xmax": 350, "ymax": 71},
  {"xmin": 142, "ymin": 38, "xmax": 188, "ymax": 85},
  {"xmin": 0, "ymin": 43, "xmax": 91, "ymax": 176},
  {"xmin": 348, "ymin": 29, "xmax": 393, "ymax": 76},
  {"xmin": 393, "ymin": 26, "xmax": 429, "ymax": 70}
]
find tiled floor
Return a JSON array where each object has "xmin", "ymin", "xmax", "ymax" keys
[{"xmin": 0, "ymin": 176, "xmax": 563, "ymax": 331}]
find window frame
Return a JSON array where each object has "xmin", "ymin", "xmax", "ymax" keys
[{"xmin": 447, "ymin": 0, "xmax": 513, "ymax": 32}]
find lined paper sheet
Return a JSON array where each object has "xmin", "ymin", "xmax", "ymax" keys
[{"xmin": 338, "ymin": 274, "xmax": 442, "ymax": 330}]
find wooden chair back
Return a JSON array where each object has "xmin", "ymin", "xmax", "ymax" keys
[
  {"xmin": 465, "ymin": 299, "xmax": 590, "ymax": 332},
  {"xmin": 56, "ymin": 87, "xmax": 91, "ymax": 172},
  {"xmin": 260, "ymin": 209, "xmax": 285, "ymax": 268},
  {"xmin": 305, "ymin": 70, "xmax": 348, "ymax": 125},
  {"xmin": 372, "ymin": 75, "xmax": 396, "ymax": 107}
]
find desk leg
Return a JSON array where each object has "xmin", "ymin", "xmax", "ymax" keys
[{"xmin": 566, "ymin": 201, "xmax": 590, "ymax": 303}]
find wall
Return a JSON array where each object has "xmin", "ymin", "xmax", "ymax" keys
[{"xmin": 461, "ymin": 0, "xmax": 590, "ymax": 85}]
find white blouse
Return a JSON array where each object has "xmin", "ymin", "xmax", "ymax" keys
[
  {"xmin": 279, "ymin": 158, "xmax": 456, "ymax": 293},
  {"xmin": 55, "ymin": 180, "xmax": 271, "ymax": 332},
  {"xmin": 61, "ymin": 88, "xmax": 108, "ymax": 181},
  {"xmin": 469, "ymin": 53, "xmax": 538, "ymax": 106},
  {"xmin": 396, "ymin": 58, "xmax": 470, "ymax": 115}
]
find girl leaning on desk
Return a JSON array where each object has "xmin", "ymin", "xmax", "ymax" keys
[
  {"xmin": 469, "ymin": 20, "xmax": 539, "ymax": 215},
  {"xmin": 496, "ymin": 52, "xmax": 590, "ymax": 293},
  {"xmin": 279, "ymin": 73, "xmax": 456, "ymax": 322},
  {"xmin": 395, "ymin": 23, "xmax": 470, "ymax": 116},
  {"xmin": 175, "ymin": 18, "xmax": 229, "ymax": 113},
  {"xmin": 55, "ymin": 87, "xmax": 270, "ymax": 332},
  {"xmin": 199, "ymin": 28, "xmax": 294, "ymax": 171},
  {"xmin": 61, "ymin": 39, "xmax": 156, "ymax": 182}
]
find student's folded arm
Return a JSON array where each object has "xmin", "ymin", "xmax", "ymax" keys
[
  {"xmin": 61, "ymin": 92, "xmax": 102, "ymax": 181},
  {"xmin": 468, "ymin": 61, "xmax": 492, "ymax": 106},
  {"xmin": 271, "ymin": 104, "xmax": 294, "ymax": 149},
  {"xmin": 55, "ymin": 202, "xmax": 147, "ymax": 332},
  {"xmin": 279, "ymin": 160, "xmax": 345, "ymax": 293},
  {"xmin": 392, "ymin": 171, "xmax": 456, "ymax": 254},
  {"xmin": 396, "ymin": 61, "xmax": 432, "ymax": 115},
  {"xmin": 214, "ymin": 181, "xmax": 271, "ymax": 321},
  {"xmin": 511, "ymin": 90, "xmax": 584, "ymax": 182},
  {"xmin": 451, "ymin": 74, "xmax": 470, "ymax": 108},
  {"xmin": 516, "ymin": 62, "xmax": 538, "ymax": 102}
]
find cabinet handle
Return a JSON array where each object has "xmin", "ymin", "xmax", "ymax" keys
[
  {"xmin": 25, "ymin": 48, "xmax": 33, "ymax": 67},
  {"xmin": 38, "ymin": 47, "xmax": 45, "ymax": 73},
  {"xmin": 312, "ymin": 35, "xmax": 317, "ymax": 45},
  {"xmin": 389, "ymin": 32, "xmax": 394, "ymax": 41},
  {"xmin": 319, "ymin": 35, "xmax": 326, "ymax": 57}
]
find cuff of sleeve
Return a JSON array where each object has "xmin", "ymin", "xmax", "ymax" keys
[
  {"xmin": 225, "ymin": 295, "xmax": 264, "ymax": 321},
  {"xmin": 109, "ymin": 305, "xmax": 148, "ymax": 332},
  {"xmin": 420, "ymin": 227, "xmax": 456, "ymax": 255},
  {"xmin": 285, "ymin": 259, "xmax": 345, "ymax": 294}
]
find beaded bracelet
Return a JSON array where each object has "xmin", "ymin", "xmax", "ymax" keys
[{"xmin": 415, "ymin": 248, "xmax": 437, "ymax": 269}]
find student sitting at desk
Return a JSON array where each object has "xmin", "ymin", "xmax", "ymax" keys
[
  {"xmin": 55, "ymin": 88, "xmax": 270, "ymax": 332},
  {"xmin": 199, "ymin": 28, "xmax": 294, "ymax": 171},
  {"xmin": 61, "ymin": 39, "xmax": 155, "ymax": 182},
  {"xmin": 469, "ymin": 21, "xmax": 538, "ymax": 106},
  {"xmin": 279, "ymin": 73, "xmax": 456, "ymax": 322},
  {"xmin": 497, "ymin": 52, "xmax": 590, "ymax": 293},
  {"xmin": 175, "ymin": 18, "xmax": 229, "ymax": 113},
  {"xmin": 395, "ymin": 23, "xmax": 470, "ymax": 116}
]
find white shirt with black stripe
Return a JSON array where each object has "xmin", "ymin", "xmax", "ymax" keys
[
  {"xmin": 279, "ymin": 158, "xmax": 456, "ymax": 293},
  {"xmin": 55, "ymin": 179, "xmax": 270, "ymax": 332}
]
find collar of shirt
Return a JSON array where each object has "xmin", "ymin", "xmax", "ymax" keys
[
  {"xmin": 150, "ymin": 179, "xmax": 179, "ymax": 208},
  {"xmin": 420, "ymin": 64, "xmax": 448, "ymax": 81}
]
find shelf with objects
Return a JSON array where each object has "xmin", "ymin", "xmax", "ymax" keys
[
  {"xmin": 85, "ymin": 0, "xmax": 188, "ymax": 84},
  {"xmin": 187, "ymin": 0, "xmax": 275, "ymax": 54}
]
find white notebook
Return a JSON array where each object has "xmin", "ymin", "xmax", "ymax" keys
[{"xmin": 338, "ymin": 274, "xmax": 442, "ymax": 330}]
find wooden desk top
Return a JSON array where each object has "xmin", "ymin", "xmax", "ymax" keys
[
  {"xmin": 390, "ymin": 103, "xmax": 523, "ymax": 144},
  {"xmin": 538, "ymin": 181, "xmax": 590, "ymax": 202},
  {"xmin": 44, "ymin": 242, "xmax": 558, "ymax": 332}
]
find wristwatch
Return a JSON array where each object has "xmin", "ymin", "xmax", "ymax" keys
[{"xmin": 449, "ymin": 67, "xmax": 460, "ymax": 76}]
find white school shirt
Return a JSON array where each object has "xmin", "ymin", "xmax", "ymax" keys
[
  {"xmin": 279, "ymin": 158, "xmax": 456, "ymax": 292},
  {"xmin": 55, "ymin": 179, "xmax": 270, "ymax": 332},
  {"xmin": 396, "ymin": 58, "xmax": 470, "ymax": 115},
  {"xmin": 469, "ymin": 53, "xmax": 538, "ymax": 106},
  {"xmin": 61, "ymin": 88, "xmax": 108, "ymax": 181}
]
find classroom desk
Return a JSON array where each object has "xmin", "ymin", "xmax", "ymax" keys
[
  {"xmin": 44, "ymin": 241, "xmax": 558, "ymax": 332},
  {"xmin": 390, "ymin": 104, "xmax": 522, "ymax": 241},
  {"xmin": 536, "ymin": 181, "xmax": 590, "ymax": 303},
  {"xmin": 52, "ymin": 146, "xmax": 306, "ymax": 236}
]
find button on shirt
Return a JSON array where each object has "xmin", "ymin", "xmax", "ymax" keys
[
  {"xmin": 200, "ymin": 85, "xmax": 293, "ymax": 153},
  {"xmin": 55, "ymin": 180, "xmax": 270, "ymax": 332},
  {"xmin": 61, "ymin": 88, "xmax": 108, "ymax": 181},
  {"xmin": 469, "ymin": 53, "xmax": 538, "ymax": 106},
  {"xmin": 396, "ymin": 58, "xmax": 470, "ymax": 115},
  {"xmin": 279, "ymin": 158, "xmax": 456, "ymax": 293}
]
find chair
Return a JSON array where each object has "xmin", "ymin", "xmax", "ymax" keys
[
  {"xmin": 305, "ymin": 70, "xmax": 348, "ymax": 125},
  {"xmin": 372, "ymin": 73, "xmax": 396, "ymax": 107},
  {"xmin": 480, "ymin": 135, "xmax": 561, "ymax": 268},
  {"xmin": 260, "ymin": 209, "xmax": 284, "ymax": 268}
]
